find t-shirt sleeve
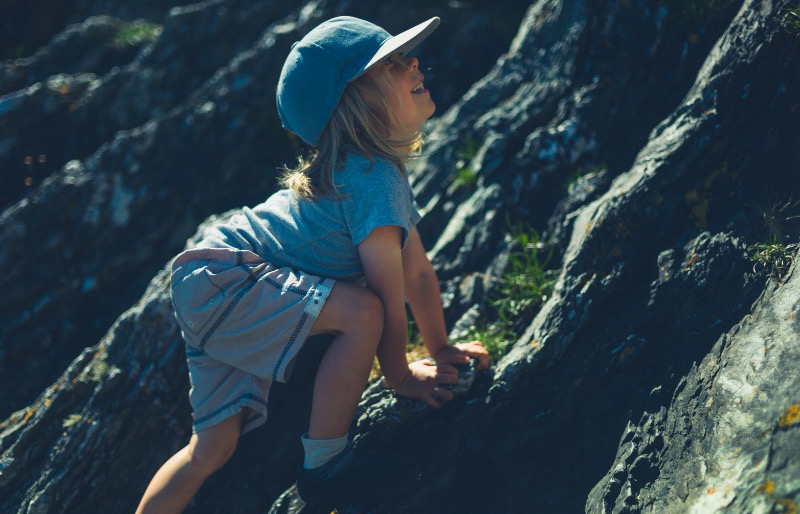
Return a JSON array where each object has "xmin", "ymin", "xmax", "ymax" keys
[{"xmin": 340, "ymin": 158, "xmax": 422, "ymax": 248}]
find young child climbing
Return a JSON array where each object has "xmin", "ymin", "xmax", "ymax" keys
[{"xmin": 135, "ymin": 15, "xmax": 489, "ymax": 512}]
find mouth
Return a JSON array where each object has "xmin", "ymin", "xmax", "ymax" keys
[{"xmin": 411, "ymin": 82, "xmax": 427, "ymax": 94}]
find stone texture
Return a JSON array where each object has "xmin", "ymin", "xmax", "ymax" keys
[
  {"xmin": 1, "ymin": 0, "xmax": 799, "ymax": 513},
  {"xmin": 587, "ymin": 249, "xmax": 800, "ymax": 513},
  {"xmin": 0, "ymin": 0, "xmax": 194, "ymax": 62}
]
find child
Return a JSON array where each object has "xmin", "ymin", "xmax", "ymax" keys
[{"xmin": 136, "ymin": 15, "xmax": 489, "ymax": 512}]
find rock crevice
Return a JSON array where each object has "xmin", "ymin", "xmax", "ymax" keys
[{"xmin": 1, "ymin": 0, "xmax": 799, "ymax": 513}]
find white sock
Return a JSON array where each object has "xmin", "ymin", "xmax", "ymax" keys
[{"xmin": 300, "ymin": 432, "xmax": 348, "ymax": 470}]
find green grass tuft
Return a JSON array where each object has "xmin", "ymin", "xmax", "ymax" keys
[
  {"xmin": 782, "ymin": 5, "xmax": 800, "ymax": 35},
  {"xmin": 749, "ymin": 238, "xmax": 798, "ymax": 280},
  {"xmin": 63, "ymin": 414, "xmax": 83, "ymax": 428},
  {"xmin": 454, "ymin": 167, "xmax": 478, "ymax": 188},
  {"xmin": 453, "ymin": 135, "xmax": 480, "ymax": 189},
  {"xmin": 466, "ymin": 324, "xmax": 512, "ymax": 364},
  {"xmin": 459, "ymin": 223, "xmax": 557, "ymax": 364},
  {"xmin": 565, "ymin": 163, "xmax": 607, "ymax": 191},
  {"xmin": 491, "ymin": 224, "xmax": 557, "ymax": 326},
  {"xmin": 88, "ymin": 359, "xmax": 110, "ymax": 382},
  {"xmin": 114, "ymin": 20, "xmax": 163, "ymax": 47}
]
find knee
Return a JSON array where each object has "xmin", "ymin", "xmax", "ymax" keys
[
  {"xmin": 353, "ymin": 288, "xmax": 384, "ymax": 339},
  {"xmin": 186, "ymin": 427, "xmax": 239, "ymax": 477}
]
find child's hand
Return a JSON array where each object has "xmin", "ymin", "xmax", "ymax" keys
[
  {"xmin": 394, "ymin": 360, "xmax": 459, "ymax": 408},
  {"xmin": 434, "ymin": 341, "xmax": 490, "ymax": 371}
]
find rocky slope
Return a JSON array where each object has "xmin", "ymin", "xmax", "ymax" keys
[
  {"xmin": 2, "ymin": 0, "xmax": 799, "ymax": 513},
  {"xmin": 0, "ymin": 0, "xmax": 522, "ymax": 420}
]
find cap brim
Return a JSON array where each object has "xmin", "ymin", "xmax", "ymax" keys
[{"xmin": 350, "ymin": 17, "xmax": 440, "ymax": 81}]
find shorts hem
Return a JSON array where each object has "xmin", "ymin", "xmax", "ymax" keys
[{"xmin": 192, "ymin": 395, "xmax": 268, "ymax": 436}]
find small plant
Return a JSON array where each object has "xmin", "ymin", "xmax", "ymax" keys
[
  {"xmin": 453, "ymin": 135, "xmax": 480, "ymax": 189},
  {"xmin": 491, "ymin": 224, "xmax": 557, "ymax": 326},
  {"xmin": 454, "ymin": 167, "xmax": 478, "ymax": 188},
  {"xmin": 63, "ymin": 414, "xmax": 83, "ymax": 428},
  {"xmin": 466, "ymin": 324, "xmax": 512, "ymax": 364},
  {"xmin": 782, "ymin": 5, "xmax": 800, "ymax": 34},
  {"xmin": 87, "ymin": 359, "xmax": 110, "ymax": 383},
  {"xmin": 405, "ymin": 316, "xmax": 426, "ymax": 354},
  {"xmin": 565, "ymin": 163, "xmax": 607, "ymax": 191},
  {"xmin": 460, "ymin": 223, "xmax": 557, "ymax": 364},
  {"xmin": 114, "ymin": 20, "xmax": 163, "ymax": 47},
  {"xmin": 749, "ymin": 237, "xmax": 798, "ymax": 279}
]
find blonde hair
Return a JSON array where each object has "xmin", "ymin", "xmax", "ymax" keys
[{"xmin": 280, "ymin": 61, "xmax": 423, "ymax": 199}]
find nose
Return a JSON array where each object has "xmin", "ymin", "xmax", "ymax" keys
[{"xmin": 408, "ymin": 56, "xmax": 419, "ymax": 69}]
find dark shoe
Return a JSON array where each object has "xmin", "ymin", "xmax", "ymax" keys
[{"xmin": 296, "ymin": 444, "xmax": 421, "ymax": 504}]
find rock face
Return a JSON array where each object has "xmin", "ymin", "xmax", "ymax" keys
[
  {"xmin": 587, "ymin": 261, "xmax": 800, "ymax": 512},
  {"xmin": 2, "ymin": 0, "xmax": 799, "ymax": 513}
]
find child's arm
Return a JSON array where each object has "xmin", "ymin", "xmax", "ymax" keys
[
  {"xmin": 402, "ymin": 227, "xmax": 490, "ymax": 370},
  {"xmin": 359, "ymin": 225, "xmax": 459, "ymax": 407}
]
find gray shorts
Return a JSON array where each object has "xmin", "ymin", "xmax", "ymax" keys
[{"xmin": 170, "ymin": 247, "xmax": 334, "ymax": 434}]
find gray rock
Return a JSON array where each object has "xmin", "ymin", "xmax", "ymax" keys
[
  {"xmin": 0, "ymin": 16, "xmax": 139, "ymax": 97},
  {"xmin": 2, "ymin": 0, "xmax": 800, "ymax": 513},
  {"xmin": 0, "ymin": 0, "xmax": 194, "ymax": 63},
  {"xmin": 587, "ymin": 248, "xmax": 800, "ymax": 513}
]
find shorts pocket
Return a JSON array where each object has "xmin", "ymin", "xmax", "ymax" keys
[{"xmin": 172, "ymin": 265, "xmax": 224, "ymax": 337}]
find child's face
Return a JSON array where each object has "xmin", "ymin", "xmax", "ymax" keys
[{"xmin": 372, "ymin": 54, "xmax": 436, "ymax": 140}]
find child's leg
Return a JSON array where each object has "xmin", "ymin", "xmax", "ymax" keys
[
  {"xmin": 307, "ymin": 282, "xmax": 384, "ymax": 441},
  {"xmin": 135, "ymin": 409, "xmax": 248, "ymax": 514},
  {"xmin": 297, "ymin": 282, "xmax": 423, "ymax": 502}
]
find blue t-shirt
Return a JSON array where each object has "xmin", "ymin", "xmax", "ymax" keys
[{"xmin": 201, "ymin": 154, "xmax": 422, "ymax": 281}]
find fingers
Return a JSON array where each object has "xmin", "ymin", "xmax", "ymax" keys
[
  {"xmin": 438, "ymin": 352, "xmax": 470, "ymax": 366},
  {"xmin": 434, "ymin": 387, "xmax": 455, "ymax": 402},
  {"xmin": 405, "ymin": 355, "xmax": 482, "ymax": 408},
  {"xmin": 456, "ymin": 341, "xmax": 486, "ymax": 355},
  {"xmin": 472, "ymin": 351, "xmax": 490, "ymax": 370},
  {"xmin": 435, "ymin": 370, "xmax": 459, "ymax": 384},
  {"xmin": 424, "ymin": 393, "xmax": 442, "ymax": 409},
  {"xmin": 437, "ymin": 363, "xmax": 459, "ymax": 375},
  {"xmin": 424, "ymin": 387, "xmax": 455, "ymax": 408},
  {"xmin": 419, "ymin": 359, "xmax": 436, "ymax": 367},
  {"xmin": 456, "ymin": 341, "xmax": 490, "ymax": 370}
]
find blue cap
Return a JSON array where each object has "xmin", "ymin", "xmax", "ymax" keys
[{"xmin": 276, "ymin": 16, "xmax": 440, "ymax": 146}]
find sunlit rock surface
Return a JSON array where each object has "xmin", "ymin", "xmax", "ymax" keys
[{"xmin": 1, "ymin": 0, "xmax": 798, "ymax": 513}]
